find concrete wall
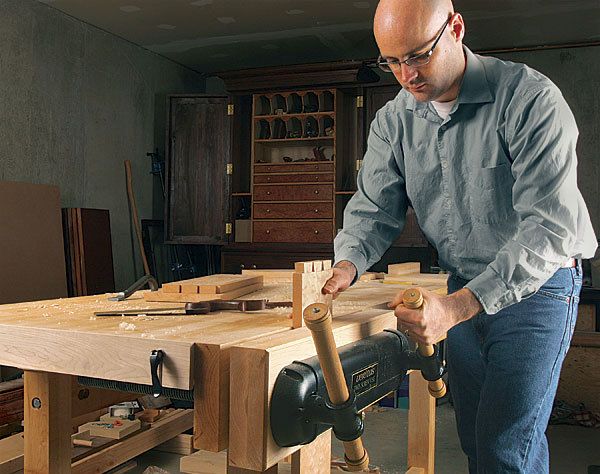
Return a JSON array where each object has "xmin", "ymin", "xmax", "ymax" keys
[
  {"xmin": 0, "ymin": 0, "xmax": 205, "ymax": 290},
  {"xmin": 494, "ymin": 45, "xmax": 600, "ymax": 240}
]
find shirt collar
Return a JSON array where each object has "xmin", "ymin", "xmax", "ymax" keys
[{"xmin": 405, "ymin": 45, "xmax": 493, "ymax": 115}]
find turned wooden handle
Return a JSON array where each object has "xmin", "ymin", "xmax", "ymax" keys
[
  {"xmin": 402, "ymin": 288, "xmax": 447, "ymax": 399},
  {"xmin": 303, "ymin": 303, "xmax": 369, "ymax": 472}
]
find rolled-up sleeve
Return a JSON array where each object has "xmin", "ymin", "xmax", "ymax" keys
[
  {"xmin": 466, "ymin": 85, "xmax": 581, "ymax": 314},
  {"xmin": 333, "ymin": 110, "xmax": 409, "ymax": 278}
]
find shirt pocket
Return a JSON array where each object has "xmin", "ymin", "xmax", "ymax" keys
[{"xmin": 468, "ymin": 163, "xmax": 514, "ymax": 223}]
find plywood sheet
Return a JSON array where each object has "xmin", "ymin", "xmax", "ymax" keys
[{"xmin": 0, "ymin": 181, "xmax": 67, "ymax": 304}]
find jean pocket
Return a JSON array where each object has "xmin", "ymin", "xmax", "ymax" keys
[{"xmin": 535, "ymin": 289, "xmax": 571, "ymax": 304}]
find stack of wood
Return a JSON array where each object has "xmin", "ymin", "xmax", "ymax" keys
[
  {"xmin": 62, "ymin": 208, "xmax": 115, "ymax": 297},
  {"xmin": 144, "ymin": 274, "xmax": 264, "ymax": 303},
  {"xmin": 0, "ymin": 379, "xmax": 23, "ymax": 427}
]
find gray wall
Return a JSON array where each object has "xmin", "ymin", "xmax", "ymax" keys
[
  {"xmin": 0, "ymin": 0, "xmax": 205, "ymax": 290},
  {"xmin": 493, "ymin": 45, "xmax": 600, "ymax": 239}
]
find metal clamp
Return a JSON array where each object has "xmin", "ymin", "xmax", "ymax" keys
[
  {"xmin": 109, "ymin": 274, "xmax": 158, "ymax": 301},
  {"xmin": 150, "ymin": 349, "xmax": 164, "ymax": 397},
  {"xmin": 408, "ymin": 344, "xmax": 446, "ymax": 382},
  {"xmin": 304, "ymin": 391, "xmax": 364, "ymax": 443}
]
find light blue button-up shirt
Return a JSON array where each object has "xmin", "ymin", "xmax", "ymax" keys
[{"xmin": 334, "ymin": 47, "xmax": 597, "ymax": 314}]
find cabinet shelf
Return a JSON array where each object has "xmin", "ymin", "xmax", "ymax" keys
[
  {"xmin": 253, "ymin": 111, "xmax": 335, "ymax": 120},
  {"xmin": 254, "ymin": 137, "xmax": 334, "ymax": 143}
]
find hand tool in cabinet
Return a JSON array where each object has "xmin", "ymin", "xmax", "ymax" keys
[
  {"xmin": 94, "ymin": 299, "xmax": 293, "ymax": 317},
  {"xmin": 270, "ymin": 288, "xmax": 446, "ymax": 470}
]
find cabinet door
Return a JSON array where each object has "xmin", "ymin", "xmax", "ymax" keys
[{"xmin": 166, "ymin": 96, "xmax": 232, "ymax": 244}]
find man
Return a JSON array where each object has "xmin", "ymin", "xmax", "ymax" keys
[{"xmin": 323, "ymin": 0, "xmax": 597, "ymax": 472}]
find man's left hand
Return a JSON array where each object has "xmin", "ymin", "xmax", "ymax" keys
[{"xmin": 388, "ymin": 287, "xmax": 483, "ymax": 345}]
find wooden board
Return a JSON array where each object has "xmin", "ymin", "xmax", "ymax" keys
[
  {"xmin": 144, "ymin": 282, "xmax": 264, "ymax": 303},
  {"xmin": 383, "ymin": 274, "xmax": 448, "ymax": 286},
  {"xmin": 71, "ymin": 409, "xmax": 193, "ymax": 473},
  {"xmin": 154, "ymin": 433, "xmax": 195, "ymax": 455},
  {"xmin": 228, "ymin": 307, "xmax": 398, "ymax": 471},
  {"xmin": 388, "ymin": 262, "xmax": 421, "ymax": 276},
  {"xmin": 575, "ymin": 304, "xmax": 596, "ymax": 332},
  {"xmin": 79, "ymin": 418, "xmax": 141, "ymax": 439},
  {"xmin": 0, "ymin": 432, "xmax": 23, "ymax": 474},
  {"xmin": 161, "ymin": 275, "xmax": 263, "ymax": 295},
  {"xmin": 242, "ymin": 269, "xmax": 294, "ymax": 283},
  {"xmin": 0, "ymin": 181, "xmax": 67, "ymax": 304},
  {"xmin": 292, "ymin": 260, "xmax": 333, "ymax": 329},
  {"xmin": 359, "ymin": 272, "xmax": 385, "ymax": 281}
]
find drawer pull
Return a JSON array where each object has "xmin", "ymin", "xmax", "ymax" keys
[
  {"xmin": 266, "ymin": 209, "xmax": 271, "ymax": 213},
  {"xmin": 314, "ymin": 209, "xmax": 319, "ymax": 213},
  {"xmin": 314, "ymin": 230, "xmax": 319, "ymax": 234},
  {"xmin": 267, "ymin": 177, "xmax": 271, "ymax": 181},
  {"xmin": 266, "ymin": 230, "xmax": 271, "ymax": 234},
  {"xmin": 252, "ymin": 264, "xmax": 257, "ymax": 269},
  {"xmin": 314, "ymin": 190, "xmax": 319, "ymax": 195},
  {"xmin": 240, "ymin": 264, "xmax": 245, "ymax": 270},
  {"xmin": 266, "ymin": 191, "xmax": 271, "ymax": 195}
]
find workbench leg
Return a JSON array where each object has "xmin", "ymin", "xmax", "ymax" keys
[
  {"xmin": 24, "ymin": 371, "xmax": 72, "ymax": 474},
  {"xmin": 406, "ymin": 374, "xmax": 435, "ymax": 474},
  {"xmin": 226, "ymin": 461, "xmax": 278, "ymax": 473},
  {"xmin": 291, "ymin": 429, "xmax": 331, "ymax": 474}
]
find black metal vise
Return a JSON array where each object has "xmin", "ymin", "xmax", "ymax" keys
[{"xmin": 270, "ymin": 328, "xmax": 446, "ymax": 447}]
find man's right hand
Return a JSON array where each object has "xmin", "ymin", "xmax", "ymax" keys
[{"xmin": 322, "ymin": 260, "xmax": 357, "ymax": 297}]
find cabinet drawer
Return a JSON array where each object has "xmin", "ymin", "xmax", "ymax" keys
[
  {"xmin": 254, "ymin": 162, "xmax": 333, "ymax": 173},
  {"xmin": 253, "ymin": 173, "xmax": 334, "ymax": 184},
  {"xmin": 253, "ymin": 221, "xmax": 333, "ymax": 243},
  {"xmin": 253, "ymin": 202, "xmax": 333, "ymax": 219},
  {"xmin": 253, "ymin": 184, "xmax": 333, "ymax": 201}
]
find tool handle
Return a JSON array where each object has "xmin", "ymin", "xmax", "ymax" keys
[
  {"xmin": 304, "ymin": 303, "xmax": 369, "ymax": 472},
  {"xmin": 125, "ymin": 160, "xmax": 151, "ymax": 276},
  {"xmin": 402, "ymin": 288, "xmax": 447, "ymax": 399}
]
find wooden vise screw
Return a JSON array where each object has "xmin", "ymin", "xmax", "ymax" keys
[
  {"xmin": 402, "ymin": 288, "xmax": 447, "ymax": 398},
  {"xmin": 303, "ymin": 303, "xmax": 370, "ymax": 472}
]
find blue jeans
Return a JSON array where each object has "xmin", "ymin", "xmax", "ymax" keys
[{"xmin": 446, "ymin": 264, "xmax": 582, "ymax": 473}]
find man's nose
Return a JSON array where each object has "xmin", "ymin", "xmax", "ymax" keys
[{"xmin": 398, "ymin": 63, "xmax": 418, "ymax": 83}]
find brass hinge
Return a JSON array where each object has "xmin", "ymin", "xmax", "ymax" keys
[
  {"xmin": 356, "ymin": 96, "xmax": 364, "ymax": 108},
  {"xmin": 227, "ymin": 104, "xmax": 234, "ymax": 115},
  {"xmin": 356, "ymin": 159, "xmax": 363, "ymax": 171},
  {"xmin": 226, "ymin": 163, "xmax": 233, "ymax": 175},
  {"xmin": 225, "ymin": 223, "xmax": 232, "ymax": 234}
]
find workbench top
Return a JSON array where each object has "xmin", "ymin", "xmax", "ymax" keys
[{"xmin": 0, "ymin": 274, "xmax": 447, "ymax": 391}]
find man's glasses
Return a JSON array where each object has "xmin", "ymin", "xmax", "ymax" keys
[{"xmin": 377, "ymin": 16, "xmax": 451, "ymax": 72}]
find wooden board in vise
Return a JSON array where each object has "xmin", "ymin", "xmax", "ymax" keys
[{"xmin": 292, "ymin": 260, "xmax": 333, "ymax": 329}]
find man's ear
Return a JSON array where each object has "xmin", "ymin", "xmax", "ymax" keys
[{"xmin": 449, "ymin": 13, "xmax": 465, "ymax": 42}]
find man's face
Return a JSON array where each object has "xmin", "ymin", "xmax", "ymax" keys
[{"xmin": 376, "ymin": 17, "xmax": 460, "ymax": 102}]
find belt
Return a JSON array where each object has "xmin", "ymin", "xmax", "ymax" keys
[{"xmin": 561, "ymin": 257, "xmax": 576, "ymax": 268}]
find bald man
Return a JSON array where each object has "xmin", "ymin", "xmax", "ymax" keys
[{"xmin": 324, "ymin": 0, "xmax": 597, "ymax": 472}]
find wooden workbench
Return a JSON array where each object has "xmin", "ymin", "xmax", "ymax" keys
[{"xmin": 0, "ymin": 267, "xmax": 447, "ymax": 473}]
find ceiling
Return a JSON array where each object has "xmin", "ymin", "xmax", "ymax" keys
[{"xmin": 37, "ymin": 0, "xmax": 600, "ymax": 74}]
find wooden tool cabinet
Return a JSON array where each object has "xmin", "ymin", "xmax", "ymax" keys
[
  {"xmin": 0, "ymin": 265, "xmax": 447, "ymax": 473},
  {"xmin": 164, "ymin": 64, "xmax": 435, "ymax": 272}
]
